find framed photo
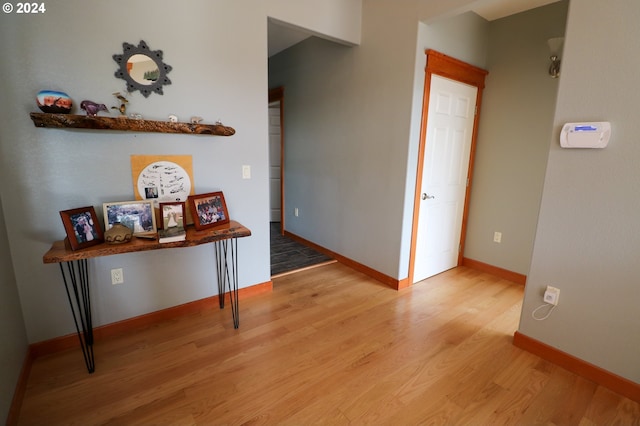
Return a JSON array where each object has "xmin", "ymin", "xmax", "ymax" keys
[
  {"xmin": 159, "ymin": 202, "xmax": 186, "ymax": 230},
  {"xmin": 102, "ymin": 200, "xmax": 157, "ymax": 237},
  {"xmin": 188, "ymin": 191, "xmax": 230, "ymax": 230},
  {"xmin": 60, "ymin": 206, "xmax": 104, "ymax": 250}
]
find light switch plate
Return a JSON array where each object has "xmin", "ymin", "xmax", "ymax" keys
[{"xmin": 242, "ymin": 165, "xmax": 251, "ymax": 179}]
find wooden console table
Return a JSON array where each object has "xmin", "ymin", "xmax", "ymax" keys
[{"xmin": 43, "ymin": 221, "xmax": 251, "ymax": 373}]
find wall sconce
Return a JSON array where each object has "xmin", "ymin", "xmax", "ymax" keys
[{"xmin": 547, "ymin": 37, "xmax": 564, "ymax": 78}]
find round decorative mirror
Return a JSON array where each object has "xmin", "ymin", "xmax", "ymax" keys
[{"xmin": 113, "ymin": 40, "xmax": 172, "ymax": 97}]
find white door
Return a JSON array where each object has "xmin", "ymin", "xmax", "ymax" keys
[
  {"xmin": 413, "ymin": 75, "xmax": 478, "ymax": 282},
  {"xmin": 268, "ymin": 101, "xmax": 281, "ymax": 222}
]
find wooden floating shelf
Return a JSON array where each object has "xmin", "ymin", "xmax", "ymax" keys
[{"xmin": 30, "ymin": 112, "xmax": 235, "ymax": 136}]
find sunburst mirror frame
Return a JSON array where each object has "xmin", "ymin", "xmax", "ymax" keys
[{"xmin": 113, "ymin": 40, "xmax": 172, "ymax": 98}]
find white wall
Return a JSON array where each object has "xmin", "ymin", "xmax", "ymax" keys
[
  {"xmin": 519, "ymin": 0, "xmax": 640, "ymax": 382},
  {"xmin": 0, "ymin": 0, "xmax": 361, "ymax": 343},
  {"xmin": 464, "ymin": 2, "xmax": 568, "ymax": 274}
]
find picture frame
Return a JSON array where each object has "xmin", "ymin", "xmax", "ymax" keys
[
  {"xmin": 102, "ymin": 200, "xmax": 157, "ymax": 238},
  {"xmin": 188, "ymin": 191, "xmax": 230, "ymax": 230},
  {"xmin": 60, "ymin": 206, "xmax": 104, "ymax": 250},
  {"xmin": 158, "ymin": 201, "xmax": 186, "ymax": 230}
]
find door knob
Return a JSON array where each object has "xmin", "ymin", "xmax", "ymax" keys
[{"xmin": 422, "ymin": 193, "xmax": 435, "ymax": 200}]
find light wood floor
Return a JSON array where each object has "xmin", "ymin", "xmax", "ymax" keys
[{"xmin": 17, "ymin": 263, "xmax": 640, "ymax": 425}]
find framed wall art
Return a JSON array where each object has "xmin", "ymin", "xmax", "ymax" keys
[
  {"xmin": 103, "ymin": 200, "xmax": 157, "ymax": 238},
  {"xmin": 60, "ymin": 206, "xmax": 104, "ymax": 250},
  {"xmin": 130, "ymin": 155, "xmax": 195, "ymax": 205},
  {"xmin": 188, "ymin": 191, "xmax": 229, "ymax": 230}
]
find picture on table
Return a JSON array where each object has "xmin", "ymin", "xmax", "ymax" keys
[
  {"xmin": 159, "ymin": 202, "xmax": 185, "ymax": 230},
  {"xmin": 59, "ymin": 206, "xmax": 104, "ymax": 250},
  {"xmin": 188, "ymin": 191, "xmax": 230, "ymax": 230},
  {"xmin": 102, "ymin": 200, "xmax": 157, "ymax": 237}
]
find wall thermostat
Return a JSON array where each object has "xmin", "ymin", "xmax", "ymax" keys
[{"xmin": 560, "ymin": 122, "xmax": 611, "ymax": 148}]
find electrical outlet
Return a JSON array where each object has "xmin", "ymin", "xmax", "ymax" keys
[
  {"xmin": 111, "ymin": 268, "xmax": 124, "ymax": 285},
  {"xmin": 294, "ymin": 207, "xmax": 299, "ymax": 217},
  {"xmin": 543, "ymin": 285, "xmax": 560, "ymax": 306},
  {"xmin": 242, "ymin": 165, "xmax": 251, "ymax": 179},
  {"xmin": 493, "ymin": 231, "xmax": 502, "ymax": 243}
]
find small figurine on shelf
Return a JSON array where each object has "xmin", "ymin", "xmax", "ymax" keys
[
  {"xmin": 190, "ymin": 116, "xmax": 203, "ymax": 124},
  {"xmin": 80, "ymin": 100, "xmax": 108, "ymax": 117},
  {"xmin": 168, "ymin": 114, "xmax": 178, "ymax": 123},
  {"xmin": 129, "ymin": 113, "xmax": 143, "ymax": 120},
  {"xmin": 111, "ymin": 92, "xmax": 129, "ymax": 116}
]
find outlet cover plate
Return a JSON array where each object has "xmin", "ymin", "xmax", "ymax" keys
[
  {"xmin": 543, "ymin": 285, "xmax": 560, "ymax": 305},
  {"xmin": 111, "ymin": 268, "xmax": 124, "ymax": 285}
]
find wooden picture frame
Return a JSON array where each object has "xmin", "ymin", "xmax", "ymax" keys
[
  {"xmin": 60, "ymin": 206, "xmax": 104, "ymax": 250},
  {"xmin": 158, "ymin": 201, "xmax": 186, "ymax": 230},
  {"xmin": 188, "ymin": 191, "xmax": 230, "ymax": 230},
  {"xmin": 103, "ymin": 200, "xmax": 157, "ymax": 238}
]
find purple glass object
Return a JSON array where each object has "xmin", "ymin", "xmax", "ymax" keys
[{"xmin": 80, "ymin": 100, "xmax": 109, "ymax": 117}]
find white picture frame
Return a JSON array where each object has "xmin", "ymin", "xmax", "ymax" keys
[{"xmin": 103, "ymin": 200, "xmax": 157, "ymax": 238}]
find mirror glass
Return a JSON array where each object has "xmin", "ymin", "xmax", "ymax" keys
[
  {"xmin": 127, "ymin": 54, "xmax": 160, "ymax": 86},
  {"xmin": 113, "ymin": 40, "xmax": 172, "ymax": 97}
]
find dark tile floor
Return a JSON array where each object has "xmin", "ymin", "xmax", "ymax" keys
[{"xmin": 270, "ymin": 222, "xmax": 333, "ymax": 276}]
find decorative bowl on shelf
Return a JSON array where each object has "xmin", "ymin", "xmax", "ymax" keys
[
  {"xmin": 36, "ymin": 90, "xmax": 73, "ymax": 114},
  {"xmin": 104, "ymin": 222, "xmax": 133, "ymax": 244}
]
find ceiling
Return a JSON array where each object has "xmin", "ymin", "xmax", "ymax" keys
[
  {"xmin": 268, "ymin": 20, "xmax": 314, "ymax": 57},
  {"xmin": 267, "ymin": 0, "xmax": 561, "ymax": 57}
]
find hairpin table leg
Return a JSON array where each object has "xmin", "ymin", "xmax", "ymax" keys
[
  {"xmin": 214, "ymin": 238, "xmax": 239, "ymax": 328},
  {"xmin": 59, "ymin": 259, "xmax": 95, "ymax": 373}
]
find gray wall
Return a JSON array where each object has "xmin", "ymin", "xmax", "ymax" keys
[
  {"xmin": 519, "ymin": 0, "xmax": 640, "ymax": 382},
  {"xmin": 268, "ymin": 3, "xmax": 490, "ymax": 280},
  {"xmin": 419, "ymin": 11, "xmax": 489, "ymax": 69},
  {"xmin": 0, "ymin": 196, "xmax": 27, "ymax": 421},
  {"xmin": 268, "ymin": 2, "xmax": 567, "ymax": 281},
  {"xmin": 0, "ymin": 0, "xmax": 360, "ymax": 344},
  {"xmin": 403, "ymin": 13, "xmax": 489, "ymax": 275},
  {"xmin": 269, "ymin": 2, "xmax": 419, "ymax": 279},
  {"xmin": 0, "ymin": 0, "xmax": 269, "ymax": 344},
  {"xmin": 465, "ymin": 2, "xmax": 568, "ymax": 274}
]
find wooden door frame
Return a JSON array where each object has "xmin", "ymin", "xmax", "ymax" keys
[
  {"xmin": 268, "ymin": 86, "xmax": 285, "ymax": 234},
  {"xmin": 408, "ymin": 50, "xmax": 488, "ymax": 285}
]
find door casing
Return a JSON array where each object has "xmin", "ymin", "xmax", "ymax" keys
[
  {"xmin": 408, "ymin": 50, "xmax": 488, "ymax": 285},
  {"xmin": 268, "ymin": 86, "xmax": 285, "ymax": 234}
]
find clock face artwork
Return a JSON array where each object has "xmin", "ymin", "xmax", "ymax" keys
[{"xmin": 136, "ymin": 161, "xmax": 191, "ymax": 205}]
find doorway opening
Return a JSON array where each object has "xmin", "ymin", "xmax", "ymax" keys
[
  {"xmin": 268, "ymin": 87, "xmax": 334, "ymax": 277},
  {"xmin": 270, "ymin": 222, "xmax": 333, "ymax": 276}
]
